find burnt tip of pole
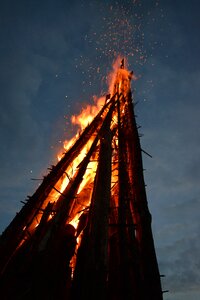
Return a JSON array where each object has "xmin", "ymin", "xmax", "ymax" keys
[{"xmin": 120, "ymin": 58, "xmax": 124, "ymax": 69}]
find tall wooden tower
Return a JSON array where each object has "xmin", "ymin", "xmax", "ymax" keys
[{"xmin": 0, "ymin": 60, "xmax": 163, "ymax": 300}]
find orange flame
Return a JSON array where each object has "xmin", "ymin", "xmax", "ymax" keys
[
  {"xmin": 60, "ymin": 56, "xmax": 135, "ymax": 156},
  {"xmin": 28, "ymin": 57, "xmax": 136, "ymax": 239},
  {"xmin": 55, "ymin": 56, "xmax": 135, "ymax": 226},
  {"xmin": 71, "ymin": 96, "xmax": 105, "ymax": 130}
]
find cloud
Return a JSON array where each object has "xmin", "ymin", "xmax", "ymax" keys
[
  {"xmin": 158, "ymin": 233, "xmax": 200, "ymax": 294},
  {"xmin": 0, "ymin": 2, "xmax": 199, "ymax": 299}
]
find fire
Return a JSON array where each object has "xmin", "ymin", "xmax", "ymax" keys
[
  {"xmin": 107, "ymin": 56, "xmax": 136, "ymax": 96},
  {"xmin": 59, "ymin": 56, "xmax": 135, "ymax": 166},
  {"xmin": 60, "ymin": 56, "xmax": 135, "ymax": 240},
  {"xmin": 24, "ymin": 57, "xmax": 135, "ymax": 252},
  {"xmin": 71, "ymin": 96, "xmax": 105, "ymax": 130}
]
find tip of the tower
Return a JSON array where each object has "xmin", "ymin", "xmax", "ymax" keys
[{"xmin": 120, "ymin": 58, "xmax": 125, "ymax": 69}]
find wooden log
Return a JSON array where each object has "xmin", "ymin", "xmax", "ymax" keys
[{"xmin": 126, "ymin": 92, "xmax": 163, "ymax": 300}]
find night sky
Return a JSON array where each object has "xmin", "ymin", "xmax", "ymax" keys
[{"xmin": 0, "ymin": 0, "xmax": 200, "ymax": 299}]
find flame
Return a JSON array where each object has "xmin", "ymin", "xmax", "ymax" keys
[
  {"xmin": 61, "ymin": 56, "xmax": 135, "ymax": 158},
  {"xmin": 71, "ymin": 96, "xmax": 105, "ymax": 130},
  {"xmin": 46, "ymin": 137, "xmax": 97, "ymax": 206},
  {"xmin": 107, "ymin": 56, "xmax": 137, "ymax": 97},
  {"xmin": 25, "ymin": 57, "xmax": 135, "ymax": 250},
  {"xmin": 108, "ymin": 56, "xmax": 124, "ymax": 95}
]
